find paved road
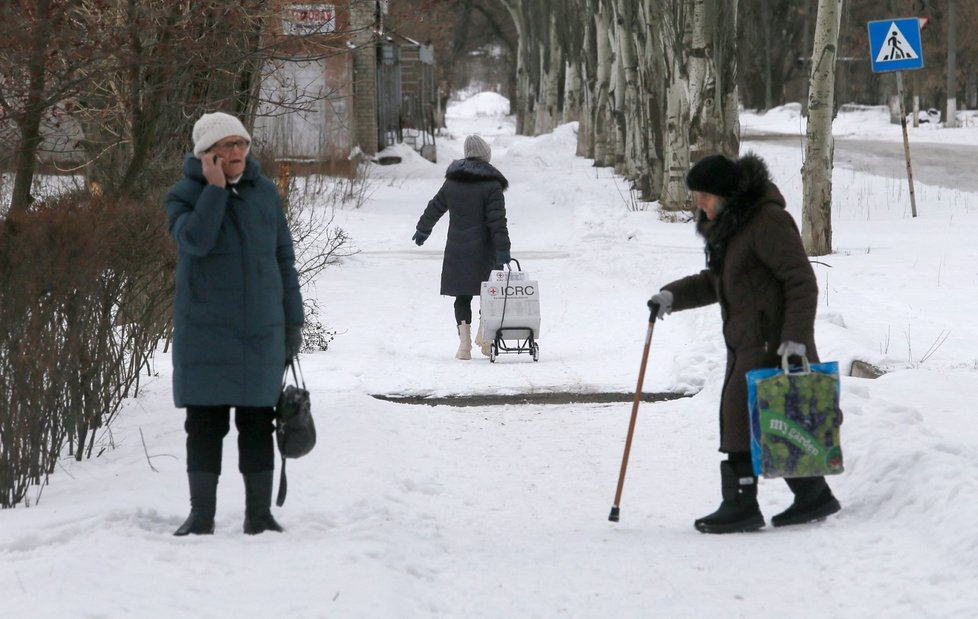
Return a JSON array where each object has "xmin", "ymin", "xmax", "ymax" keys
[{"xmin": 743, "ymin": 133, "xmax": 978, "ymax": 193}]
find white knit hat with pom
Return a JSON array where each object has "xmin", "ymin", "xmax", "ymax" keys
[{"xmin": 192, "ymin": 112, "xmax": 251, "ymax": 158}]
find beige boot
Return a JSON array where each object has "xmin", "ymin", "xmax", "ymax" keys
[
  {"xmin": 456, "ymin": 322, "xmax": 472, "ymax": 360},
  {"xmin": 474, "ymin": 317, "xmax": 491, "ymax": 357}
]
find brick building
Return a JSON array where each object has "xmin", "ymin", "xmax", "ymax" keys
[
  {"xmin": 7, "ymin": 2, "xmax": 436, "ymax": 176},
  {"xmin": 376, "ymin": 31, "xmax": 438, "ymax": 161},
  {"xmin": 254, "ymin": 0, "xmax": 437, "ymax": 174}
]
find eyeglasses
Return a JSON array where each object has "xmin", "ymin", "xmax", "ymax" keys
[{"xmin": 210, "ymin": 139, "xmax": 250, "ymax": 153}]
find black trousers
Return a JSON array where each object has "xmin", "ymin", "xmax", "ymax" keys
[
  {"xmin": 184, "ymin": 406, "xmax": 276, "ymax": 475},
  {"xmin": 454, "ymin": 295, "xmax": 473, "ymax": 325}
]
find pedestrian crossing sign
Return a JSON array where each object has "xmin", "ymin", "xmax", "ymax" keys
[{"xmin": 868, "ymin": 18, "xmax": 924, "ymax": 73}]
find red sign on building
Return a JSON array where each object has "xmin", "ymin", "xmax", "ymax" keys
[{"xmin": 282, "ymin": 4, "xmax": 336, "ymax": 35}]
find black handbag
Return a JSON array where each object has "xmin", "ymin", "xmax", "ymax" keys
[{"xmin": 275, "ymin": 357, "xmax": 315, "ymax": 506}]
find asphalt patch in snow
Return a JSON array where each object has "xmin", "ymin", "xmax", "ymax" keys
[{"xmin": 372, "ymin": 391, "xmax": 691, "ymax": 407}]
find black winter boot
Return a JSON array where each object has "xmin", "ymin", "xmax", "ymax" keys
[
  {"xmin": 694, "ymin": 460, "xmax": 765, "ymax": 534},
  {"xmin": 772, "ymin": 476, "xmax": 841, "ymax": 527},
  {"xmin": 243, "ymin": 471, "xmax": 284, "ymax": 535},
  {"xmin": 173, "ymin": 472, "xmax": 219, "ymax": 536}
]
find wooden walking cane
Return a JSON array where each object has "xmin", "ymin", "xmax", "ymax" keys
[{"xmin": 608, "ymin": 303, "xmax": 659, "ymax": 522}]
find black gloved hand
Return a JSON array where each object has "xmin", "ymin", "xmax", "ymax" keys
[
  {"xmin": 495, "ymin": 249, "xmax": 511, "ymax": 266},
  {"xmin": 412, "ymin": 230, "xmax": 430, "ymax": 246},
  {"xmin": 647, "ymin": 290, "xmax": 673, "ymax": 319},
  {"xmin": 286, "ymin": 324, "xmax": 303, "ymax": 361}
]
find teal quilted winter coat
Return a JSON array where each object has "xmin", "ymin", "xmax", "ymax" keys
[{"xmin": 165, "ymin": 154, "xmax": 303, "ymax": 408}]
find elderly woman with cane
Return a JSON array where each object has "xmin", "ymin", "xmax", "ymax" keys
[{"xmin": 647, "ymin": 152, "xmax": 841, "ymax": 534}]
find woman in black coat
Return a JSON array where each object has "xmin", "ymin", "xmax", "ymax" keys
[{"xmin": 413, "ymin": 135, "xmax": 512, "ymax": 359}]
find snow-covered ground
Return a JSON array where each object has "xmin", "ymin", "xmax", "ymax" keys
[{"xmin": 2, "ymin": 93, "xmax": 977, "ymax": 619}]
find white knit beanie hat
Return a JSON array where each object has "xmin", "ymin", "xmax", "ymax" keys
[
  {"xmin": 192, "ymin": 112, "xmax": 251, "ymax": 158},
  {"xmin": 464, "ymin": 134, "xmax": 491, "ymax": 162}
]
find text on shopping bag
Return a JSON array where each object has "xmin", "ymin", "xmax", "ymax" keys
[{"xmin": 747, "ymin": 361, "xmax": 844, "ymax": 478}]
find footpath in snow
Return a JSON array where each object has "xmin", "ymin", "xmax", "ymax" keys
[{"xmin": 1, "ymin": 94, "xmax": 977, "ymax": 619}]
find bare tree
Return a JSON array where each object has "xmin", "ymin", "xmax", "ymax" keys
[
  {"xmin": 0, "ymin": 1, "xmax": 360, "ymax": 508},
  {"xmin": 801, "ymin": 0, "xmax": 842, "ymax": 256},
  {"xmin": 1, "ymin": 1, "xmax": 360, "ymax": 212},
  {"xmin": 72, "ymin": 1, "xmax": 279, "ymax": 199},
  {"xmin": 0, "ymin": 0, "xmax": 94, "ymax": 215}
]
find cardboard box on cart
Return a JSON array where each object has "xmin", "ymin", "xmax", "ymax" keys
[{"xmin": 479, "ymin": 270, "xmax": 541, "ymax": 343}]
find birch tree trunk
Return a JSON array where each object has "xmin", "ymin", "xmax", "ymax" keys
[
  {"xmin": 657, "ymin": 0, "xmax": 692, "ymax": 211},
  {"xmin": 563, "ymin": 60, "xmax": 582, "ymax": 124},
  {"xmin": 534, "ymin": 11, "xmax": 562, "ymax": 133},
  {"xmin": 946, "ymin": 0, "xmax": 958, "ymax": 128},
  {"xmin": 499, "ymin": 0, "xmax": 736, "ymax": 207},
  {"xmin": 575, "ymin": 59, "xmax": 593, "ymax": 158},
  {"xmin": 556, "ymin": 0, "xmax": 588, "ymax": 129},
  {"xmin": 572, "ymin": 0, "xmax": 597, "ymax": 155},
  {"xmin": 637, "ymin": 0, "xmax": 664, "ymax": 200},
  {"xmin": 500, "ymin": 0, "xmax": 534, "ymax": 135},
  {"xmin": 612, "ymin": 0, "xmax": 642, "ymax": 180},
  {"xmin": 688, "ymin": 0, "xmax": 739, "ymax": 161},
  {"xmin": 591, "ymin": 5, "xmax": 614, "ymax": 167},
  {"xmin": 646, "ymin": 0, "xmax": 737, "ymax": 210},
  {"xmin": 801, "ymin": 0, "xmax": 842, "ymax": 256},
  {"xmin": 609, "ymin": 33, "xmax": 626, "ymax": 172}
]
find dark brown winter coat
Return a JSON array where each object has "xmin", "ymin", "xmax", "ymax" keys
[
  {"xmin": 662, "ymin": 154, "xmax": 819, "ymax": 453},
  {"xmin": 417, "ymin": 158, "xmax": 511, "ymax": 296}
]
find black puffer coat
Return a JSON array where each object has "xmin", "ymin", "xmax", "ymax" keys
[
  {"xmin": 417, "ymin": 158, "xmax": 511, "ymax": 296},
  {"xmin": 662, "ymin": 153, "xmax": 819, "ymax": 453}
]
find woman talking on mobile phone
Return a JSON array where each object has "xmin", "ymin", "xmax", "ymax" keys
[{"xmin": 164, "ymin": 112, "xmax": 304, "ymax": 536}]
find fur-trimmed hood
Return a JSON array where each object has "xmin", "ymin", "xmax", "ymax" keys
[
  {"xmin": 445, "ymin": 158, "xmax": 509, "ymax": 191},
  {"xmin": 696, "ymin": 152, "xmax": 784, "ymax": 271}
]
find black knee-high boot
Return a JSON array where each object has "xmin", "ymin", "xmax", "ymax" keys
[
  {"xmin": 694, "ymin": 458, "xmax": 765, "ymax": 534},
  {"xmin": 772, "ymin": 476, "xmax": 841, "ymax": 527},
  {"xmin": 174, "ymin": 472, "xmax": 219, "ymax": 536},
  {"xmin": 243, "ymin": 471, "xmax": 284, "ymax": 534}
]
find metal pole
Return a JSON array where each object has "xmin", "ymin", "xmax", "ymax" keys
[
  {"xmin": 609, "ymin": 305, "xmax": 658, "ymax": 522},
  {"xmin": 896, "ymin": 71, "xmax": 919, "ymax": 217}
]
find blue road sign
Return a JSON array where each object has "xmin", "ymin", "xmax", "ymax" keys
[{"xmin": 868, "ymin": 18, "xmax": 924, "ymax": 73}]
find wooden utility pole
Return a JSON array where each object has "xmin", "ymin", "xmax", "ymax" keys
[{"xmin": 895, "ymin": 71, "xmax": 919, "ymax": 217}]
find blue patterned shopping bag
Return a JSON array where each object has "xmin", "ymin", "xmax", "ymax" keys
[{"xmin": 746, "ymin": 355, "xmax": 844, "ymax": 478}]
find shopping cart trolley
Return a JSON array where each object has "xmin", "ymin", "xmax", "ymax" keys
[{"xmin": 478, "ymin": 259, "xmax": 540, "ymax": 362}]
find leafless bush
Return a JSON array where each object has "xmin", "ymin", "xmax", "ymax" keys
[
  {"xmin": 332, "ymin": 162, "xmax": 378, "ymax": 210},
  {"xmin": 262, "ymin": 156, "xmax": 364, "ymax": 352},
  {"xmin": 0, "ymin": 194, "xmax": 173, "ymax": 508},
  {"xmin": 0, "ymin": 2, "xmax": 367, "ymax": 508}
]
